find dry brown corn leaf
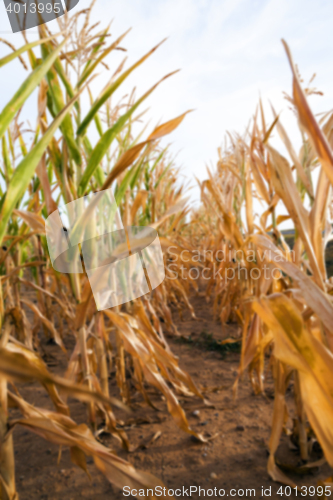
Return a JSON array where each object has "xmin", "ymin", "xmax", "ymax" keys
[
  {"xmin": 265, "ymin": 145, "xmax": 323, "ymax": 289},
  {"xmin": 253, "ymin": 293, "xmax": 333, "ymax": 467},
  {"xmin": 283, "ymin": 39, "xmax": 333, "ymax": 187},
  {"xmin": 147, "ymin": 111, "xmax": 193, "ymax": 141},
  {"xmin": 104, "ymin": 310, "xmax": 208, "ymax": 442},
  {"xmin": 0, "ymin": 346, "xmax": 127, "ymax": 411},
  {"xmin": 8, "ymin": 394, "xmax": 172, "ymax": 499},
  {"xmin": 21, "ymin": 298, "xmax": 66, "ymax": 353},
  {"xmin": 249, "ymin": 234, "xmax": 333, "ymax": 340},
  {"xmin": 13, "ymin": 209, "xmax": 45, "ymax": 234}
]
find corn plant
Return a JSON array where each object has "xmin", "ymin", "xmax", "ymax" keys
[
  {"xmin": 0, "ymin": 4, "xmax": 207, "ymax": 499},
  {"xmin": 195, "ymin": 40, "xmax": 333, "ymax": 490}
]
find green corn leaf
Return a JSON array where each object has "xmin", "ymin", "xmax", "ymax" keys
[
  {"xmin": 41, "ymin": 32, "xmax": 80, "ymax": 118},
  {"xmin": 77, "ymin": 30, "xmax": 129, "ymax": 88},
  {"xmin": 95, "ymin": 166, "xmax": 105, "ymax": 188},
  {"xmin": 18, "ymin": 133, "xmax": 28, "ymax": 157},
  {"xmin": 130, "ymin": 161, "xmax": 145, "ymax": 190},
  {"xmin": 52, "ymin": 57, "xmax": 80, "ymax": 116},
  {"xmin": 41, "ymin": 43, "xmax": 81, "ymax": 166},
  {"xmin": 151, "ymin": 147, "xmax": 168, "ymax": 174},
  {"xmin": 2, "ymin": 136, "xmax": 12, "ymax": 184},
  {"xmin": 77, "ymin": 39, "xmax": 166, "ymax": 137},
  {"xmin": 83, "ymin": 136, "xmax": 93, "ymax": 157},
  {"xmin": 53, "ymin": 57, "xmax": 75, "ymax": 99},
  {"xmin": 78, "ymin": 71, "xmax": 176, "ymax": 196},
  {"xmin": 88, "ymin": 87, "xmax": 103, "ymax": 137},
  {"xmin": 0, "ymin": 37, "xmax": 67, "ymax": 142},
  {"xmin": 80, "ymin": 25, "xmax": 111, "ymax": 78},
  {"xmin": 0, "ymin": 33, "xmax": 64, "ymax": 68},
  {"xmin": 7, "ymin": 128, "xmax": 14, "ymax": 160},
  {"xmin": 115, "ymin": 165, "xmax": 137, "ymax": 205},
  {"xmin": 0, "ymin": 92, "xmax": 81, "ymax": 247}
]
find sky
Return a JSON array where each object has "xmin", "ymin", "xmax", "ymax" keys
[{"xmin": 1, "ymin": 0, "xmax": 333, "ymax": 211}]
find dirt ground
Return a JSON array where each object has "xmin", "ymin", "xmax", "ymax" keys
[{"xmin": 10, "ymin": 290, "xmax": 332, "ymax": 500}]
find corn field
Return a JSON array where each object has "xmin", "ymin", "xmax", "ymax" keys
[{"xmin": 0, "ymin": 2, "xmax": 333, "ymax": 499}]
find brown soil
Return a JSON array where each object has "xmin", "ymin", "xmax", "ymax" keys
[{"xmin": 10, "ymin": 291, "xmax": 332, "ymax": 500}]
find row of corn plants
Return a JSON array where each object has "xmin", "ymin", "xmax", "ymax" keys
[
  {"xmin": 187, "ymin": 40, "xmax": 333, "ymax": 493},
  {"xmin": 0, "ymin": 3, "xmax": 207, "ymax": 499}
]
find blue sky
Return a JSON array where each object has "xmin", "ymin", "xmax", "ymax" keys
[{"xmin": 1, "ymin": 0, "xmax": 333, "ymax": 207}]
